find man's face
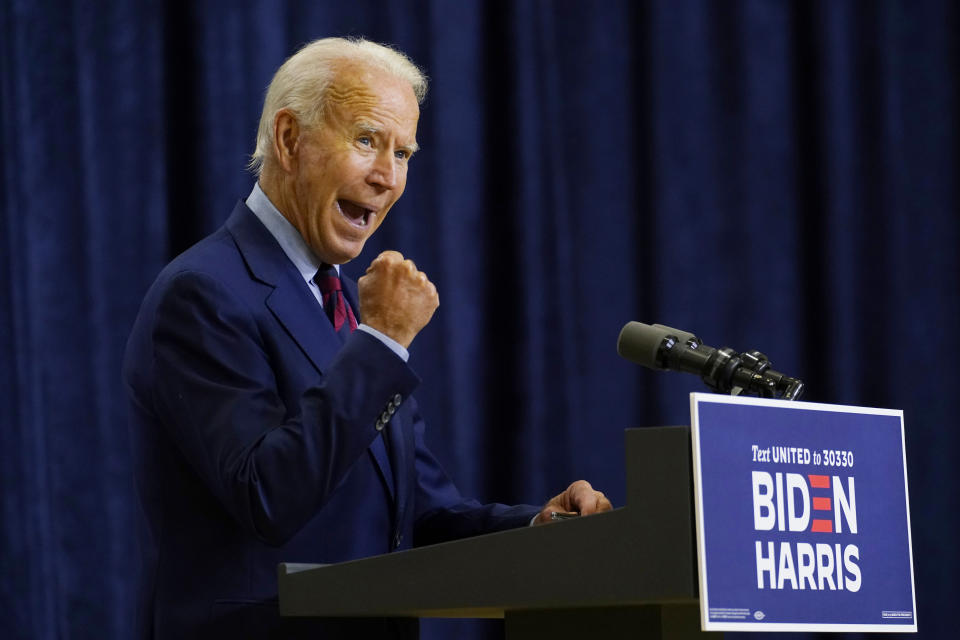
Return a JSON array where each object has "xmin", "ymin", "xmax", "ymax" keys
[{"xmin": 284, "ymin": 63, "xmax": 420, "ymax": 264}]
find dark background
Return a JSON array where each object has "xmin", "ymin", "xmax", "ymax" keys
[{"xmin": 2, "ymin": 1, "xmax": 956, "ymax": 638}]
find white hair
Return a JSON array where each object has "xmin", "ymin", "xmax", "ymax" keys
[{"xmin": 247, "ymin": 37, "xmax": 428, "ymax": 175}]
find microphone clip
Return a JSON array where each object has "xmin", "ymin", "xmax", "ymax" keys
[{"xmin": 661, "ymin": 334, "xmax": 804, "ymax": 401}]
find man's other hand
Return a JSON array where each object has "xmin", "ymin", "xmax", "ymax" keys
[
  {"xmin": 358, "ymin": 250, "xmax": 439, "ymax": 349},
  {"xmin": 533, "ymin": 480, "xmax": 613, "ymax": 525}
]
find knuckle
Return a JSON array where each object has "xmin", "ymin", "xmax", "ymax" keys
[{"xmin": 380, "ymin": 250, "xmax": 403, "ymax": 264}]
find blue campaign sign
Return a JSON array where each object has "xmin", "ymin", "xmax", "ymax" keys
[{"xmin": 690, "ymin": 393, "xmax": 917, "ymax": 632}]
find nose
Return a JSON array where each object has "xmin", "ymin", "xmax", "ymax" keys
[{"xmin": 368, "ymin": 150, "xmax": 399, "ymax": 190}]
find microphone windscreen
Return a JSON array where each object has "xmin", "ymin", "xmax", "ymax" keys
[{"xmin": 617, "ymin": 322, "xmax": 669, "ymax": 369}]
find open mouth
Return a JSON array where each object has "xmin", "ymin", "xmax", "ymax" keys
[{"xmin": 337, "ymin": 200, "xmax": 375, "ymax": 229}]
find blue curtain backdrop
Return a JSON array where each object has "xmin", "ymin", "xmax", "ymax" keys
[{"xmin": 1, "ymin": 1, "xmax": 956, "ymax": 638}]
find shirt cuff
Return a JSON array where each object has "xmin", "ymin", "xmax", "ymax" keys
[{"xmin": 357, "ymin": 324, "xmax": 410, "ymax": 362}]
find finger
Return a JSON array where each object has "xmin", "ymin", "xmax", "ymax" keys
[
  {"xmin": 568, "ymin": 480, "xmax": 597, "ymax": 514},
  {"xmin": 367, "ymin": 250, "xmax": 403, "ymax": 272},
  {"xmin": 379, "ymin": 250, "xmax": 404, "ymax": 263},
  {"xmin": 587, "ymin": 491, "xmax": 612, "ymax": 513},
  {"xmin": 532, "ymin": 507, "xmax": 553, "ymax": 526},
  {"xmin": 597, "ymin": 492, "xmax": 613, "ymax": 512},
  {"xmin": 540, "ymin": 492, "xmax": 566, "ymax": 514},
  {"xmin": 578, "ymin": 496, "xmax": 596, "ymax": 515}
]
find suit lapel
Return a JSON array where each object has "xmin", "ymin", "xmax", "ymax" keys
[
  {"xmin": 226, "ymin": 202, "xmax": 399, "ymax": 503},
  {"xmin": 226, "ymin": 201, "xmax": 341, "ymax": 372},
  {"xmin": 266, "ymin": 283, "xmax": 343, "ymax": 372}
]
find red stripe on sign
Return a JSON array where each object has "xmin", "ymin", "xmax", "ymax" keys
[
  {"xmin": 811, "ymin": 519, "xmax": 833, "ymax": 532},
  {"xmin": 808, "ymin": 474, "xmax": 830, "ymax": 488},
  {"xmin": 813, "ymin": 497, "xmax": 832, "ymax": 511}
]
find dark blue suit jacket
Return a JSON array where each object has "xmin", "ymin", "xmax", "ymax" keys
[{"xmin": 123, "ymin": 201, "xmax": 538, "ymax": 639}]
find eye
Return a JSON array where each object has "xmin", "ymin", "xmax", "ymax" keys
[
  {"xmin": 394, "ymin": 149, "xmax": 409, "ymax": 160},
  {"xmin": 358, "ymin": 136, "xmax": 372, "ymax": 146}
]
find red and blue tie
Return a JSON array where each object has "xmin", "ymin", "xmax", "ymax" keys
[{"xmin": 314, "ymin": 266, "xmax": 358, "ymax": 340}]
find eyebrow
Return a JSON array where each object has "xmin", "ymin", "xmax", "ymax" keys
[{"xmin": 357, "ymin": 123, "xmax": 419, "ymax": 155}]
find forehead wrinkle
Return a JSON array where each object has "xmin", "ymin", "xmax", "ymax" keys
[
  {"xmin": 325, "ymin": 82, "xmax": 379, "ymax": 108},
  {"xmin": 321, "ymin": 65, "xmax": 419, "ymax": 147},
  {"xmin": 326, "ymin": 84, "xmax": 415, "ymax": 122},
  {"xmin": 325, "ymin": 74, "xmax": 413, "ymax": 120}
]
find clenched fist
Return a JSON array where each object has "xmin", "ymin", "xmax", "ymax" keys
[{"xmin": 358, "ymin": 251, "xmax": 439, "ymax": 349}]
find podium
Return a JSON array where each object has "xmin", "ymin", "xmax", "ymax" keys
[{"xmin": 279, "ymin": 427, "xmax": 720, "ymax": 639}]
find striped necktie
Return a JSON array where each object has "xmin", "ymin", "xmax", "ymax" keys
[{"xmin": 314, "ymin": 265, "xmax": 358, "ymax": 339}]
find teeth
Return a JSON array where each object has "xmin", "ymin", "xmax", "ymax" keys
[{"xmin": 338, "ymin": 200, "xmax": 367, "ymax": 226}]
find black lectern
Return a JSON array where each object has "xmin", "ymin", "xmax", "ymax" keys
[{"xmin": 279, "ymin": 427, "xmax": 720, "ymax": 638}]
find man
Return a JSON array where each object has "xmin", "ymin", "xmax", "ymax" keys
[{"xmin": 123, "ymin": 37, "xmax": 610, "ymax": 639}]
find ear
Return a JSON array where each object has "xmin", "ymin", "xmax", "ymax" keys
[{"xmin": 271, "ymin": 109, "xmax": 301, "ymax": 174}]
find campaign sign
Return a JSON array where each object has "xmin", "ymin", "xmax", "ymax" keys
[{"xmin": 690, "ymin": 393, "xmax": 916, "ymax": 632}]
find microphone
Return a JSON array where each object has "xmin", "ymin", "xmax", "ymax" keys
[{"xmin": 617, "ymin": 322, "xmax": 804, "ymax": 400}]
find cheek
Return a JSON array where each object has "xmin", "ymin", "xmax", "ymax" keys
[
  {"xmin": 391, "ymin": 172, "xmax": 408, "ymax": 200},
  {"xmin": 301, "ymin": 175, "xmax": 335, "ymax": 213}
]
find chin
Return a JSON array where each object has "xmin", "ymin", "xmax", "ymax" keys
[
  {"xmin": 309, "ymin": 233, "xmax": 364, "ymax": 265},
  {"xmin": 329, "ymin": 244, "xmax": 366, "ymax": 265}
]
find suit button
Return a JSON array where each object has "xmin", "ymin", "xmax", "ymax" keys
[
  {"xmin": 375, "ymin": 418, "xmax": 385, "ymax": 431},
  {"xmin": 393, "ymin": 533, "xmax": 403, "ymax": 549},
  {"xmin": 387, "ymin": 404, "xmax": 396, "ymax": 416},
  {"xmin": 393, "ymin": 393, "xmax": 402, "ymax": 405}
]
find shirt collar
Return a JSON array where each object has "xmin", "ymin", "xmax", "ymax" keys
[{"xmin": 245, "ymin": 182, "xmax": 338, "ymax": 281}]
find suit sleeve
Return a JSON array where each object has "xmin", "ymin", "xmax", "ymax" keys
[
  {"xmin": 149, "ymin": 270, "xmax": 419, "ymax": 546},
  {"xmin": 409, "ymin": 401, "xmax": 540, "ymax": 546}
]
